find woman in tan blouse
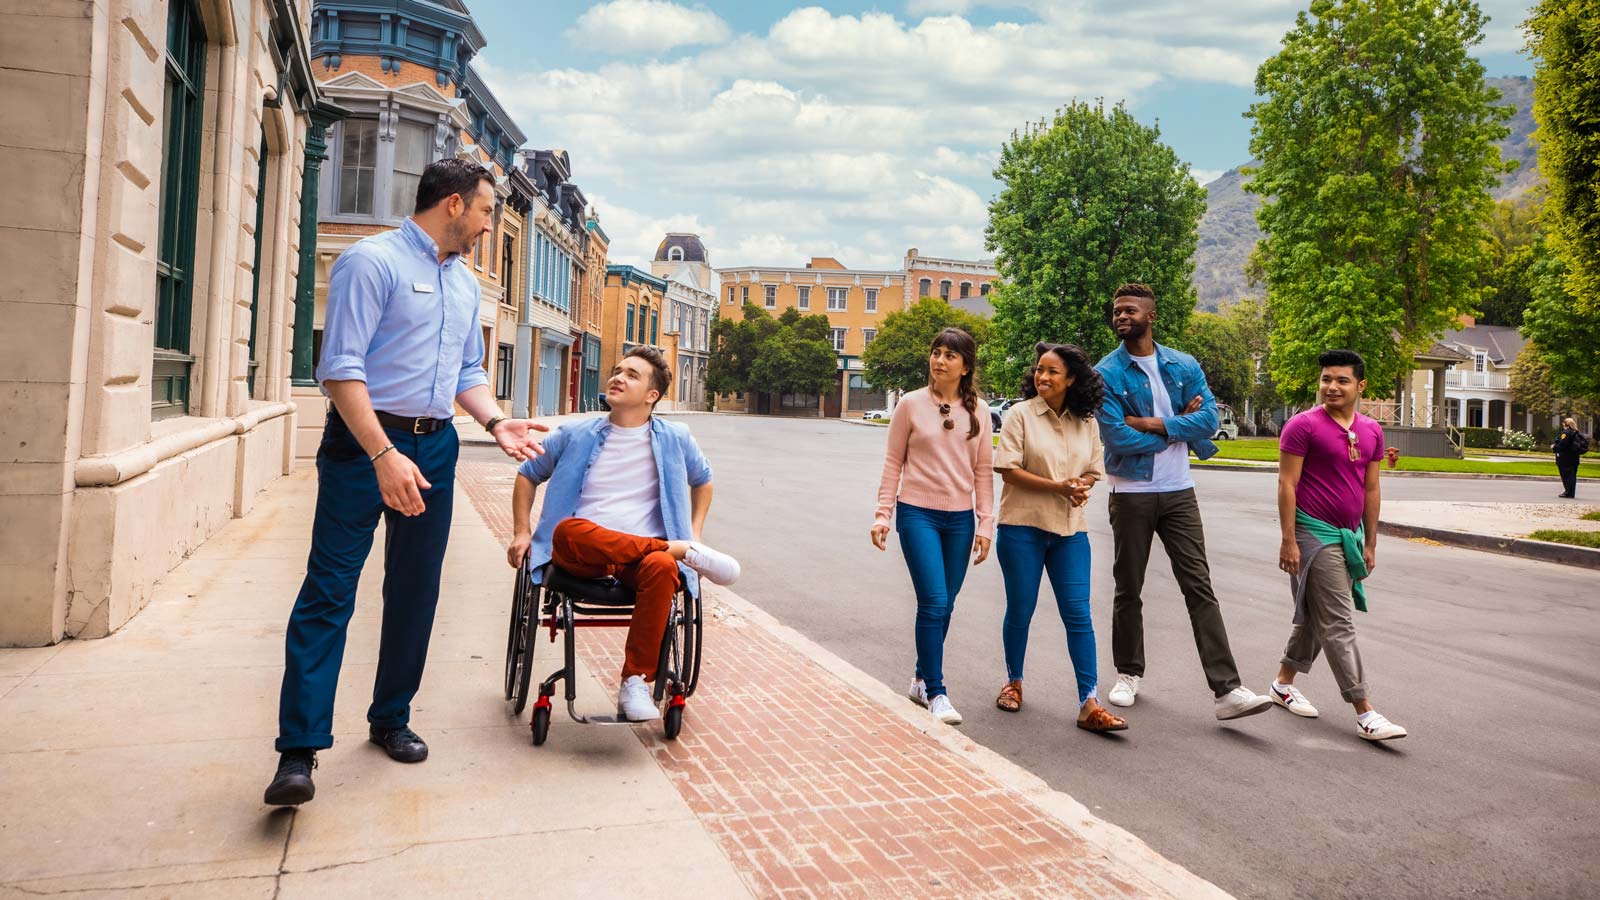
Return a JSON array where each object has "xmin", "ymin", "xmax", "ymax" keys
[{"xmin": 992, "ymin": 343, "xmax": 1125, "ymax": 732}]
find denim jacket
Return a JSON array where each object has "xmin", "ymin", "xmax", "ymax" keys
[
  {"xmin": 1094, "ymin": 343, "xmax": 1219, "ymax": 482},
  {"xmin": 517, "ymin": 416, "xmax": 713, "ymax": 592}
]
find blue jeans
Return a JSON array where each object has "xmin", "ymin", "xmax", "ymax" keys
[
  {"xmin": 276, "ymin": 411, "xmax": 459, "ymax": 751},
  {"xmin": 997, "ymin": 525, "xmax": 1097, "ymax": 703},
  {"xmin": 895, "ymin": 502, "xmax": 975, "ymax": 698}
]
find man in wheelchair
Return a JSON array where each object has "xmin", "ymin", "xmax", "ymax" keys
[{"xmin": 506, "ymin": 347, "xmax": 740, "ymax": 721}]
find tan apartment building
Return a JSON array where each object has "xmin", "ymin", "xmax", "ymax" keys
[
  {"xmin": 1, "ymin": 0, "xmax": 337, "ymax": 644},
  {"xmin": 575, "ymin": 214, "xmax": 611, "ymax": 410},
  {"xmin": 904, "ymin": 248, "xmax": 999, "ymax": 317},
  {"xmin": 601, "ymin": 266, "xmax": 679, "ymax": 408},
  {"xmin": 715, "ymin": 257, "xmax": 903, "ymax": 417}
]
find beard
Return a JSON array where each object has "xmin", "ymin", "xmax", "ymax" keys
[
  {"xmin": 1115, "ymin": 320, "xmax": 1149, "ymax": 341},
  {"xmin": 445, "ymin": 218, "xmax": 481, "ymax": 257}
]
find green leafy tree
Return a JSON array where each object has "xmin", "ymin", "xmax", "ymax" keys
[
  {"xmin": 861, "ymin": 297, "xmax": 992, "ymax": 395},
  {"xmin": 706, "ymin": 303, "xmax": 778, "ymax": 396},
  {"xmin": 1221, "ymin": 295, "xmax": 1289, "ymax": 425},
  {"xmin": 1510, "ymin": 342, "xmax": 1558, "ymax": 415},
  {"xmin": 983, "ymin": 100, "xmax": 1207, "ymax": 390},
  {"xmin": 1525, "ymin": 0, "xmax": 1600, "ymax": 309},
  {"xmin": 1477, "ymin": 197, "xmax": 1545, "ymax": 327},
  {"xmin": 749, "ymin": 307, "xmax": 838, "ymax": 398},
  {"xmin": 1180, "ymin": 310, "xmax": 1253, "ymax": 410},
  {"xmin": 1244, "ymin": 0, "xmax": 1514, "ymax": 403},
  {"xmin": 1522, "ymin": 249, "xmax": 1600, "ymax": 408}
]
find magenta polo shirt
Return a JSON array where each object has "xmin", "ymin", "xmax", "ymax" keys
[{"xmin": 1279, "ymin": 406, "xmax": 1384, "ymax": 531}]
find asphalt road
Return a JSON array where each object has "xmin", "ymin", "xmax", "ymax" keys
[{"xmin": 468, "ymin": 415, "xmax": 1599, "ymax": 900}]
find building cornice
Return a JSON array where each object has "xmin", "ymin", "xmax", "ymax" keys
[
  {"xmin": 460, "ymin": 65, "xmax": 526, "ymax": 170},
  {"xmin": 716, "ymin": 265, "xmax": 903, "ymax": 286},
  {"xmin": 607, "ymin": 264, "xmax": 668, "ymax": 292},
  {"xmin": 311, "ymin": 0, "xmax": 485, "ymax": 89}
]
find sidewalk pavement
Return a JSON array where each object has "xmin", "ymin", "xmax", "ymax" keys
[
  {"xmin": 1379, "ymin": 499, "xmax": 1600, "ymax": 570},
  {"xmin": 1, "ymin": 461, "xmax": 1228, "ymax": 899},
  {"xmin": 453, "ymin": 409, "xmax": 729, "ymax": 446}
]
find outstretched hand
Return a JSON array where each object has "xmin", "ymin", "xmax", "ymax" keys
[{"xmin": 491, "ymin": 419, "xmax": 550, "ymax": 461}]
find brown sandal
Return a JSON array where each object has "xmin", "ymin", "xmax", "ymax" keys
[
  {"xmin": 1077, "ymin": 704, "xmax": 1128, "ymax": 733},
  {"xmin": 996, "ymin": 680, "xmax": 1022, "ymax": 712}
]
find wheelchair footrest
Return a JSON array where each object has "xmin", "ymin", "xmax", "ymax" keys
[{"xmin": 571, "ymin": 712, "xmax": 646, "ymax": 726}]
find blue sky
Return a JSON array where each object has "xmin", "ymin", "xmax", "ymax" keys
[{"xmin": 467, "ymin": 1, "xmax": 1535, "ymax": 270}]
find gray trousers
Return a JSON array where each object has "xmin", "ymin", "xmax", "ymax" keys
[
  {"xmin": 1282, "ymin": 530, "xmax": 1369, "ymax": 702},
  {"xmin": 1108, "ymin": 488, "xmax": 1243, "ymax": 697}
]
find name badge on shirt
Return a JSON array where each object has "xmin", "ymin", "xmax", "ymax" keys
[{"xmin": 412, "ymin": 282, "xmax": 436, "ymax": 293}]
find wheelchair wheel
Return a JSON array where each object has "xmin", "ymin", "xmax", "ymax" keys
[
  {"xmin": 531, "ymin": 704, "xmax": 551, "ymax": 746},
  {"xmin": 504, "ymin": 567, "xmax": 528, "ymax": 700},
  {"xmin": 506, "ymin": 572, "xmax": 537, "ymax": 714},
  {"xmin": 663, "ymin": 701, "xmax": 683, "ymax": 741},
  {"xmin": 679, "ymin": 589, "xmax": 703, "ymax": 698}
]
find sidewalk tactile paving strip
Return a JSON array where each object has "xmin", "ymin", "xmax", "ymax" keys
[{"xmin": 459, "ymin": 462, "xmax": 1160, "ymax": 899}]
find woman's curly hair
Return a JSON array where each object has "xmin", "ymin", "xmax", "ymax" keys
[{"xmin": 1031, "ymin": 342, "xmax": 1104, "ymax": 420}]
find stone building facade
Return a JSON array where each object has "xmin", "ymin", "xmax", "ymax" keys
[
  {"xmin": 651, "ymin": 234, "xmax": 716, "ymax": 411},
  {"xmin": 2, "ymin": 0, "xmax": 336, "ymax": 644}
]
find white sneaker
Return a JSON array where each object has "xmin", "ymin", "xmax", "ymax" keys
[
  {"xmin": 928, "ymin": 694, "xmax": 962, "ymax": 725},
  {"xmin": 1269, "ymin": 682, "xmax": 1319, "ymax": 718},
  {"xmin": 1357, "ymin": 711, "xmax": 1407, "ymax": 741},
  {"xmin": 1107, "ymin": 674, "xmax": 1140, "ymax": 707},
  {"xmin": 684, "ymin": 543, "xmax": 741, "ymax": 586},
  {"xmin": 617, "ymin": 675, "xmax": 661, "ymax": 721},
  {"xmin": 908, "ymin": 678, "xmax": 929, "ymax": 708},
  {"xmin": 1214, "ymin": 686, "xmax": 1274, "ymax": 720}
]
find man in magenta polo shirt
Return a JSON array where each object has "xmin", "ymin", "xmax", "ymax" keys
[{"xmin": 1267, "ymin": 349, "xmax": 1407, "ymax": 742}]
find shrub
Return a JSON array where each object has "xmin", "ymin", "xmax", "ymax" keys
[
  {"xmin": 1501, "ymin": 429, "xmax": 1536, "ymax": 451},
  {"xmin": 1460, "ymin": 426, "xmax": 1503, "ymax": 448}
]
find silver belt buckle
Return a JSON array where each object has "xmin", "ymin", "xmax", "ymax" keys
[{"xmin": 413, "ymin": 418, "xmax": 428, "ymax": 435}]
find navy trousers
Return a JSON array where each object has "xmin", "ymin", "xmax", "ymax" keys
[{"xmin": 276, "ymin": 411, "xmax": 459, "ymax": 752}]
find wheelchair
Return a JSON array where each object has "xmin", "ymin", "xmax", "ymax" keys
[{"xmin": 504, "ymin": 563, "xmax": 702, "ymax": 745}]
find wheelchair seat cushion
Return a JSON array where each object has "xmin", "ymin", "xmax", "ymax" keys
[{"xmin": 545, "ymin": 567, "xmax": 636, "ymax": 607}]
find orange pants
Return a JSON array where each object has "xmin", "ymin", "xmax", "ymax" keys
[{"xmin": 551, "ymin": 518, "xmax": 678, "ymax": 681}]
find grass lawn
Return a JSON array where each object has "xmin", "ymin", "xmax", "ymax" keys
[
  {"xmin": 1465, "ymin": 447, "xmax": 1600, "ymax": 461},
  {"xmin": 1201, "ymin": 438, "xmax": 1600, "ymax": 478},
  {"xmin": 1582, "ymin": 511, "xmax": 1600, "ymax": 522},
  {"xmin": 1527, "ymin": 530, "xmax": 1600, "ymax": 549}
]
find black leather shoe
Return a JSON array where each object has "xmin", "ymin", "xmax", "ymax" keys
[
  {"xmin": 264, "ymin": 750, "xmax": 317, "ymax": 806},
  {"xmin": 369, "ymin": 725, "xmax": 428, "ymax": 763}
]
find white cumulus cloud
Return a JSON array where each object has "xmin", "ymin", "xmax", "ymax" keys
[{"xmin": 566, "ymin": 1, "xmax": 732, "ymax": 55}]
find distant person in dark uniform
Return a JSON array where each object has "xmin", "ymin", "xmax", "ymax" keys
[{"xmin": 1554, "ymin": 417, "xmax": 1588, "ymax": 499}]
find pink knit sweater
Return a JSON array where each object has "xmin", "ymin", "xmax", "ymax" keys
[{"xmin": 873, "ymin": 388, "xmax": 996, "ymax": 539}]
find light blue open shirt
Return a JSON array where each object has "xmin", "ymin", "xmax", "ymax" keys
[
  {"xmin": 517, "ymin": 416, "xmax": 714, "ymax": 594},
  {"xmin": 314, "ymin": 218, "xmax": 488, "ymax": 419}
]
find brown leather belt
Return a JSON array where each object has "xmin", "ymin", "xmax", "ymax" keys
[{"xmin": 374, "ymin": 410, "xmax": 452, "ymax": 434}]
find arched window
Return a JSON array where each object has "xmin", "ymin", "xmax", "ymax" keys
[
  {"xmin": 918, "ymin": 278, "xmax": 931, "ymax": 297},
  {"xmin": 939, "ymin": 280, "xmax": 952, "ymax": 299},
  {"xmin": 669, "ymin": 246, "xmax": 684, "ymax": 261},
  {"xmin": 979, "ymin": 283, "xmax": 991, "ymax": 296}
]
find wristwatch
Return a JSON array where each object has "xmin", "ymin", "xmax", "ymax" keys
[{"xmin": 484, "ymin": 415, "xmax": 507, "ymax": 434}]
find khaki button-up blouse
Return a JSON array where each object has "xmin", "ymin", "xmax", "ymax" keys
[{"xmin": 992, "ymin": 396, "xmax": 1107, "ymax": 536}]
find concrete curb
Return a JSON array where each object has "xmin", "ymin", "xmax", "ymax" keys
[
  {"xmin": 703, "ymin": 584, "xmax": 1233, "ymax": 900},
  {"xmin": 1195, "ymin": 461, "xmax": 1596, "ymax": 483},
  {"xmin": 1378, "ymin": 521, "xmax": 1600, "ymax": 570}
]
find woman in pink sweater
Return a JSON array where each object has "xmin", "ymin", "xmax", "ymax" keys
[{"xmin": 871, "ymin": 328, "xmax": 995, "ymax": 726}]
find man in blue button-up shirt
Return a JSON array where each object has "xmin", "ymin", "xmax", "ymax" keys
[
  {"xmin": 1094, "ymin": 282, "xmax": 1273, "ymax": 724},
  {"xmin": 267, "ymin": 160, "xmax": 549, "ymax": 807}
]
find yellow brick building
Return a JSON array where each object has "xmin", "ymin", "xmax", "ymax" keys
[{"xmin": 714, "ymin": 258, "xmax": 903, "ymax": 417}]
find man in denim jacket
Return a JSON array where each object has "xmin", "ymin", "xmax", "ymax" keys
[
  {"xmin": 507, "ymin": 347, "xmax": 740, "ymax": 722},
  {"xmin": 1094, "ymin": 283, "xmax": 1272, "ymax": 722}
]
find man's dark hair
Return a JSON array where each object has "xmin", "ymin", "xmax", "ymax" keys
[
  {"xmin": 1318, "ymin": 348, "xmax": 1366, "ymax": 381},
  {"xmin": 1113, "ymin": 282, "xmax": 1156, "ymax": 304},
  {"xmin": 414, "ymin": 158, "xmax": 495, "ymax": 214},
  {"xmin": 625, "ymin": 346, "xmax": 673, "ymax": 405}
]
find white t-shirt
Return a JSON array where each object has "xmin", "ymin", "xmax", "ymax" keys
[
  {"xmin": 1108, "ymin": 353, "xmax": 1195, "ymax": 494},
  {"xmin": 572, "ymin": 422, "xmax": 667, "ymax": 538}
]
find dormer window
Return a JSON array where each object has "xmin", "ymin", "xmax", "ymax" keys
[{"xmin": 669, "ymin": 246, "xmax": 684, "ymax": 261}]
